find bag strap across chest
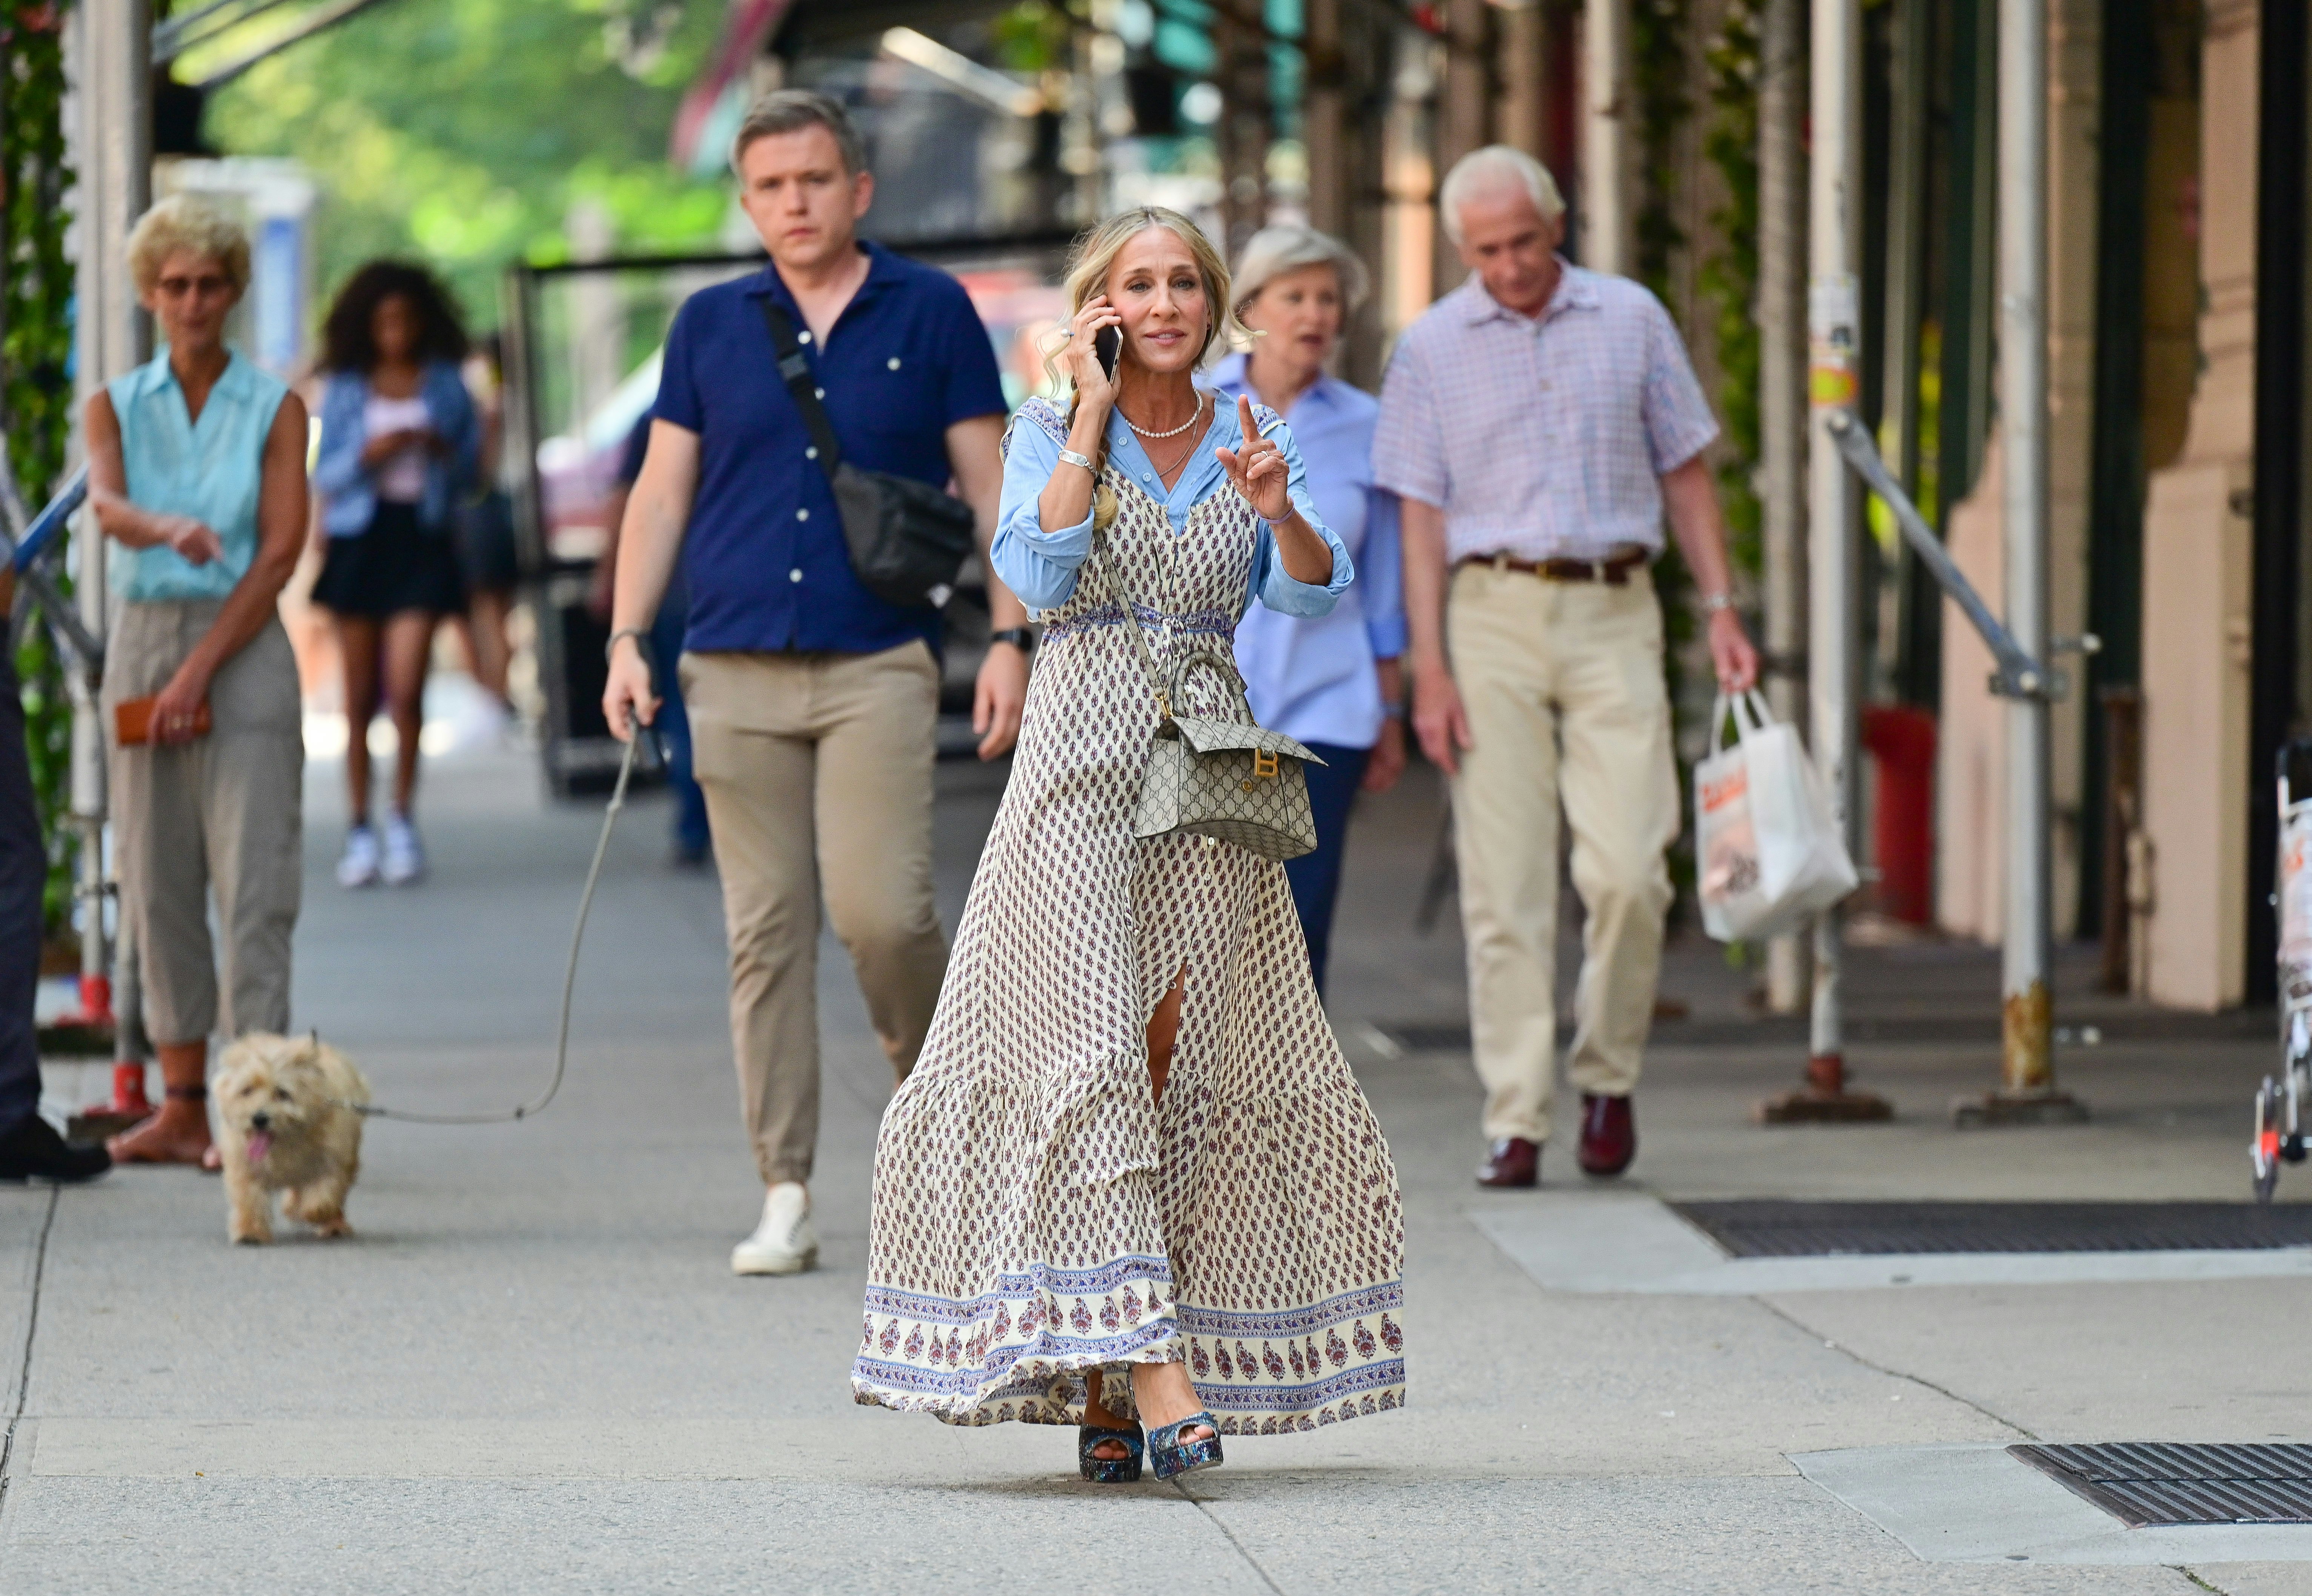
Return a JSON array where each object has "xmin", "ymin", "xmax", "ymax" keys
[
  {"xmin": 759, "ymin": 300, "xmax": 846, "ymax": 478},
  {"xmin": 1089, "ymin": 524, "xmax": 1250, "ymax": 724}
]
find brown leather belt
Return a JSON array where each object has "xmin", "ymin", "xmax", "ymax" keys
[{"xmin": 1456, "ymin": 548, "xmax": 1651, "ymax": 585}]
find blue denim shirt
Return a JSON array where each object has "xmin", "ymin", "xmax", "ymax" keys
[
  {"xmin": 650, "ymin": 247, "xmax": 1008, "ymax": 656},
  {"xmin": 312, "ymin": 362, "xmax": 480, "ymax": 537},
  {"xmin": 1203, "ymin": 354, "xmax": 1404, "ymax": 749},
  {"xmin": 993, "ymin": 393, "xmax": 1351, "ymax": 619}
]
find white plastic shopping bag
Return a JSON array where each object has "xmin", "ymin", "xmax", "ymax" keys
[{"xmin": 1694, "ymin": 691, "xmax": 1860, "ymax": 942}]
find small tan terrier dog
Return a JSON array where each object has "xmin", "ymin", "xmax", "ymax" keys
[{"xmin": 213, "ymin": 1033, "xmax": 370, "ymax": 1245}]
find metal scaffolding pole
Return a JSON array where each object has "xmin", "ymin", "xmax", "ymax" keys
[
  {"xmin": 1756, "ymin": 0, "xmax": 1807, "ymax": 1017},
  {"xmin": 1758, "ymin": 0, "xmax": 1889, "ymax": 1123},
  {"xmin": 1956, "ymin": 0, "xmax": 2083, "ymax": 1125},
  {"xmin": 68, "ymin": 0, "xmax": 151, "ymax": 1086},
  {"xmin": 1580, "ymin": 0, "xmax": 1630, "ymax": 275}
]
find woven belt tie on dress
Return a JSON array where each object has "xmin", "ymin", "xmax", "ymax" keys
[
  {"xmin": 1457, "ymin": 548, "xmax": 1650, "ymax": 586},
  {"xmin": 1041, "ymin": 601, "xmax": 1235, "ymax": 644}
]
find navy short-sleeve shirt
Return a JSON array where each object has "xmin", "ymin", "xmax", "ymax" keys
[{"xmin": 653, "ymin": 243, "xmax": 1007, "ymax": 654}]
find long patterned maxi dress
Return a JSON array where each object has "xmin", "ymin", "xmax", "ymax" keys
[{"xmin": 850, "ymin": 399, "xmax": 1408, "ymax": 1435}]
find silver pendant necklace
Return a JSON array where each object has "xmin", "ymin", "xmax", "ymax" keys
[{"xmin": 1119, "ymin": 392, "xmax": 1207, "ymax": 440}]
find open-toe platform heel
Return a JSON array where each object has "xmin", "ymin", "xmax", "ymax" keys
[
  {"xmin": 1079, "ymin": 1425, "xmax": 1145, "ymax": 1483},
  {"xmin": 1147, "ymin": 1413, "xmax": 1223, "ymax": 1481}
]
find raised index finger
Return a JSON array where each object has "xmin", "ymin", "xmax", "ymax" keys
[{"xmin": 1237, "ymin": 393, "xmax": 1257, "ymax": 436}]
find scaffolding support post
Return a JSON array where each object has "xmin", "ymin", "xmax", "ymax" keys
[
  {"xmin": 68, "ymin": 0, "xmax": 150, "ymax": 1107},
  {"xmin": 1954, "ymin": 0, "xmax": 2086, "ymax": 1127},
  {"xmin": 1756, "ymin": 0, "xmax": 1890, "ymax": 1125},
  {"xmin": 1580, "ymin": 0, "xmax": 1631, "ymax": 275},
  {"xmin": 1756, "ymin": 0, "xmax": 1808, "ymax": 1015}
]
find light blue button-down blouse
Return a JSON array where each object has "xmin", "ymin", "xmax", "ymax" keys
[
  {"xmin": 1204, "ymin": 354, "xmax": 1404, "ymax": 750},
  {"xmin": 993, "ymin": 394, "xmax": 1353, "ymax": 620}
]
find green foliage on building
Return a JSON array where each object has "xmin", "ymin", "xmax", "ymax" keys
[
  {"xmin": 1702, "ymin": 3, "xmax": 1762, "ymax": 581},
  {"xmin": 2, "ymin": 6, "xmax": 80, "ymax": 938}
]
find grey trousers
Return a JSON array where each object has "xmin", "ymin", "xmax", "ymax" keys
[{"xmin": 104, "ymin": 601, "xmax": 303, "ymax": 1048}]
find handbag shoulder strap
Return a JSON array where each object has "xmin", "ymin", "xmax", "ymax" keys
[
  {"xmin": 758, "ymin": 299, "xmax": 844, "ymax": 480},
  {"xmin": 1088, "ymin": 526, "xmax": 1172, "ymax": 715},
  {"xmin": 1089, "ymin": 527, "xmax": 1256, "ymax": 723}
]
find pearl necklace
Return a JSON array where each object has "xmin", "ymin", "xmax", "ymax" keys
[{"xmin": 1118, "ymin": 393, "xmax": 1207, "ymax": 440}]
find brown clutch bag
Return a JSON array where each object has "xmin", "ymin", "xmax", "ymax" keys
[{"xmin": 114, "ymin": 695, "xmax": 212, "ymax": 747}]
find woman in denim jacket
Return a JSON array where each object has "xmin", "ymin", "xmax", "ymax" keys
[{"xmin": 310, "ymin": 262, "xmax": 479, "ymax": 888}]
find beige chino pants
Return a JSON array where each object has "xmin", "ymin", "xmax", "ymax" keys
[
  {"xmin": 680, "ymin": 643, "xmax": 948, "ymax": 1187},
  {"xmin": 1449, "ymin": 561, "xmax": 1678, "ymax": 1145},
  {"xmin": 104, "ymin": 601, "xmax": 304, "ymax": 1048}
]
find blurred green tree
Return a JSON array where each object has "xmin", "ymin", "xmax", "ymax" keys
[{"xmin": 203, "ymin": 0, "xmax": 734, "ymax": 330}]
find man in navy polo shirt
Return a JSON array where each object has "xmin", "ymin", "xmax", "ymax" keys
[{"xmin": 604, "ymin": 89, "xmax": 1028, "ymax": 1277}]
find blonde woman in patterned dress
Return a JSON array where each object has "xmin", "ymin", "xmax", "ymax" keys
[{"xmin": 850, "ymin": 208, "xmax": 1408, "ymax": 1482}]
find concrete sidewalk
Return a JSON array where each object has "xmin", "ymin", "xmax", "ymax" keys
[{"xmin": 1, "ymin": 735, "xmax": 2307, "ymax": 1594}]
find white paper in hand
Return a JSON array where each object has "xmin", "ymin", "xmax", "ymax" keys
[{"xmin": 1695, "ymin": 691, "xmax": 1859, "ymax": 942}]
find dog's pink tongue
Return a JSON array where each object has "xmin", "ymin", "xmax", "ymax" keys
[{"xmin": 245, "ymin": 1131, "xmax": 272, "ymax": 1162}]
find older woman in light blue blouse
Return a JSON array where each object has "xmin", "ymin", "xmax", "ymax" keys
[{"xmin": 1204, "ymin": 226, "xmax": 1406, "ymax": 996}]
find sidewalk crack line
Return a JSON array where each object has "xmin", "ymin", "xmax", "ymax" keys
[
  {"xmin": 0, "ymin": 1184, "xmax": 60, "ymax": 1508},
  {"xmin": 1752, "ymin": 1294, "xmax": 2041, "ymax": 1441},
  {"xmin": 1174, "ymin": 1480, "xmax": 1286, "ymax": 1594}
]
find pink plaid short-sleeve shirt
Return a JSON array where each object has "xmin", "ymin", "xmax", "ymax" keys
[{"xmin": 1371, "ymin": 261, "xmax": 1719, "ymax": 564}]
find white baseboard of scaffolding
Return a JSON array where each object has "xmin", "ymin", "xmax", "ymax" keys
[{"xmin": 1465, "ymin": 1191, "xmax": 2312, "ymax": 1293}]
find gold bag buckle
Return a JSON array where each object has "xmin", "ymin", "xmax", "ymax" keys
[{"xmin": 1252, "ymin": 748, "xmax": 1279, "ymax": 780}]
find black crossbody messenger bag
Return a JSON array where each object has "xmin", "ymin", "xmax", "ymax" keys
[{"xmin": 759, "ymin": 300, "xmax": 977, "ymax": 610}]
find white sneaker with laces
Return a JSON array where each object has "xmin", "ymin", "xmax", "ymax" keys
[
  {"xmin": 381, "ymin": 814, "xmax": 425, "ymax": 885},
  {"xmin": 337, "ymin": 825, "xmax": 381, "ymax": 888},
  {"xmin": 731, "ymin": 1182, "xmax": 817, "ymax": 1275}
]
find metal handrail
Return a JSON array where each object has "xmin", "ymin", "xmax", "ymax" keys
[
  {"xmin": 0, "ymin": 465, "xmax": 100, "ymax": 676},
  {"xmin": 1825, "ymin": 412, "xmax": 2056, "ymax": 700},
  {"xmin": 12, "ymin": 462, "xmax": 86, "ymax": 573}
]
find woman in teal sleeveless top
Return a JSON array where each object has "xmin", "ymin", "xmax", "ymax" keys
[{"xmin": 84, "ymin": 195, "xmax": 311, "ymax": 1169}]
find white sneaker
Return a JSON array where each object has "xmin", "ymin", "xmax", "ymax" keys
[
  {"xmin": 336, "ymin": 825, "xmax": 381, "ymax": 888},
  {"xmin": 731, "ymin": 1182, "xmax": 817, "ymax": 1275},
  {"xmin": 381, "ymin": 814, "xmax": 424, "ymax": 886}
]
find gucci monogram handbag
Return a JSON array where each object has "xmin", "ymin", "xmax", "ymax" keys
[{"xmin": 1090, "ymin": 527, "xmax": 1324, "ymax": 862}]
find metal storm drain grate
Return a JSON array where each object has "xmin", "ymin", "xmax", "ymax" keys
[
  {"xmin": 1668, "ymin": 1201, "xmax": 2312, "ymax": 1258},
  {"xmin": 2012, "ymin": 1443, "xmax": 2312, "ymax": 1527}
]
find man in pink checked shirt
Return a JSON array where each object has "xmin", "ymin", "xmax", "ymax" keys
[{"xmin": 1373, "ymin": 146, "xmax": 1760, "ymax": 1190}]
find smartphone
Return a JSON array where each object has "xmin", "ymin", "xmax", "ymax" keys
[{"xmin": 1095, "ymin": 324, "xmax": 1120, "ymax": 380}]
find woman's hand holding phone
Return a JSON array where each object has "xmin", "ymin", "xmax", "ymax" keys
[{"xmin": 1065, "ymin": 297, "xmax": 1124, "ymax": 414}]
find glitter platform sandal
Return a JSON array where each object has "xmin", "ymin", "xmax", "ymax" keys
[
  {"xmin": 1078, "ymin": 1425, "xmax": 1145, "ymax": 1484},
  {"xmin": 1147, "ymin": 1412, "xmax": 1223, "ymax": 1481}
]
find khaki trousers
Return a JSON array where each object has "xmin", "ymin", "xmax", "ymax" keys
[
  {"xmin": 1449, "ymin": 561, "xmax": 1678, "ymax": 1144},
  {"xmin": 681, "ymin": 643, "xmax": 947, "ymax": 1187},
  {"xmin": 104, "ymin": 601, "xmax": 304, "ymax": 1048}
]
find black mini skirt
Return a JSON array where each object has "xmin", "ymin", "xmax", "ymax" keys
[{"xmin": 312, "ymin": 502, "xmax": 468, "ymax": 619}]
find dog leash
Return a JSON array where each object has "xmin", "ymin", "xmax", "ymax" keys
[{"xmin": 344, "ymin": 728, "xmax": 648, "ymax": 1125}]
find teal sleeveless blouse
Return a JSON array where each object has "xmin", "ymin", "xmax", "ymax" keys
[{"xmin": 106, "ymin": 348, "xmax": 289, "ymax": 603}]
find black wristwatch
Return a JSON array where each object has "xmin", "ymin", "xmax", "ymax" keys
[{"xmin": 989, "ymin": 627, "xmax": 1037, "ymax": 655}]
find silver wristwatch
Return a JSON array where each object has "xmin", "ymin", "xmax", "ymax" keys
[{"xmin": 1057, "ymin": 447, "xmax": 1095, "ymax": 474}]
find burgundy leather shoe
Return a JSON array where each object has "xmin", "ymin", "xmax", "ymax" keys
[
  {"xmin": 1476, "ymin": 1136, "xmax": 1540, "ymax": 1188},
  {"xmin": 1577, "ymin": 1094, "xmax": 1636, "ymax": 1177}
]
